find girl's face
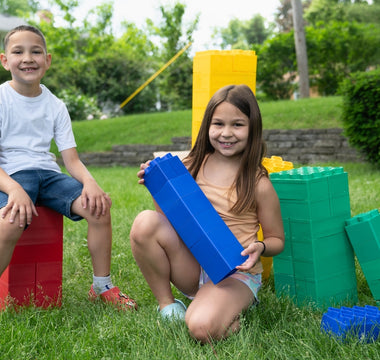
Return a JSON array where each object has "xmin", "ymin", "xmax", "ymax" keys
[
  {"xmin": 208, "ymin": 101, "xmax": 249, "ymax": 159},
  {"xmin": 0, "ymin": 30, "xmax": 51, "ymax": 96}
]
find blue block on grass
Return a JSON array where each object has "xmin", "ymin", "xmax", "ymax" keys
[
  {"xmin": 321, "ymin": 305, "xmax": 380, "ymax": 342},
  {"xmin": 144, "ymin": 153, "xmax": 248, "ymax": 284}
]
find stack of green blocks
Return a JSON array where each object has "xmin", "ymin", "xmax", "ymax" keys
[
  {"xmin": 345, "ymin": 209, "xmax": 380, "ymax": 304},
  {"xmin": 270, "ymin": 167, "xmax": 358, "ymax": 308}
]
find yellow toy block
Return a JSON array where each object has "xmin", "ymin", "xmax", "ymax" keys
[
  {"xmin": 262, "ymin": 156, "xmax": 294, "ymax": 174},
  {"xmin": 192, "ymin": 50, "xmax": 257, "ymax": 145}
]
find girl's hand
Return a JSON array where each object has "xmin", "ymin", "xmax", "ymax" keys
[
  {"xmin": 137, "ymin": 160, "xmax": 151, "ymax": 184},
  {"xmin": 236, "ymin": 240, "xmax": 264, "ymax": 272}
]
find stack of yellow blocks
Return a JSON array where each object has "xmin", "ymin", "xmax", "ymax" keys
[{"xmin": 192, "ymin": 50, "xmax": 257, "ymax": 145}]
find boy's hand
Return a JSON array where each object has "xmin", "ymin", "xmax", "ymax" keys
[
  {"xmin": 80, "ymin": 179, "xmax": 112, "ymax": 218},
  {"xmin": 137, "ymin": 160, "xmax": 151, "ymax": 185},
  {"xmin": 1, "ymin": 187, "xmax": 38, "ymax": 227}
]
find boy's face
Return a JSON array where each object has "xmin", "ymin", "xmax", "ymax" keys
[{"xmin": 0, "ymin": 30, "xmax": 51, "ymax": 95}]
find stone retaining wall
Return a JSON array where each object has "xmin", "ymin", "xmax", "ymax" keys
[{"xmin": 75, "ymin": 129, "xmax": 362, "ymax": 167}]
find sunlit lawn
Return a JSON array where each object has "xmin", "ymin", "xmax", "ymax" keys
[{"xmin": 1, "ymin": 162, "xmax": 379, "ymax": 360}]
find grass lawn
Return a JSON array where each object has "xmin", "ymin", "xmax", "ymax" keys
[{"xmin": 1, "ymin": 162, "xmax": 379, "ymax": 360}]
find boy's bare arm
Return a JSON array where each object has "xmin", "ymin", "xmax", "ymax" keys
[
  {"xmin": 0, "ymin": 167, "xmax": 38, "ymax": 226},
  {"xmin": 60, "ymin": 148, "xmax": 111, "ymax": 217}
]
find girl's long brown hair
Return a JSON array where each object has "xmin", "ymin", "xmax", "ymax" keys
[{"xmin": 183, "ymin": 84, "xmax": 267, "ymax": 214}]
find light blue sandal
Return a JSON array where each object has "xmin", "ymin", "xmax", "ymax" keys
[{"xmin": 158, "ymin": 299, "xmax": 187, "ymax": 321}]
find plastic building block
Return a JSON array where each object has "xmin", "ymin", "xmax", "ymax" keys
[
  {"xmin": 262, "ymin": 156, "xmax": 293, "ymax": 174},
  {"xmin": 271, "ymin": 166, "xmax": 357, "ymax": 308},
  {"xmin": 144, "ymin": 153, "xmax": 248, "ymax": 284},
  {"xmin": 345, "ymin": 209, "xmax": 380, "ymax": 302},
  {"xmin": 321, "ymin": 305, "xmax": 380, "ymax": 342},
  {"xmin": 192, "ymin": 50, "xmax": 257, "ymax": 145},
  {"xmin": 0, "ymin": 207, "xmax": 63, "ymax": 309},
  {"xmin": 270, "ymin": 167, "xmax": 349, "ymax": 201}
]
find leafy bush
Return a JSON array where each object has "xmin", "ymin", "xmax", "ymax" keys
[
  {"xmin": 339, "ymin": 69, "xmax": 380, "ymax": 166},
  {"xmin": 57, "ymin": 87, "xmax": 102, "ymax": 121}
]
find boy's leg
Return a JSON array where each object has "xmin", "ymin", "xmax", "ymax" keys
[
  {"xmin": 70, "ymin": 196, "xmax": 137, "ymax": 310},
  {"xmin": 38, "ymin": 170, "xmax": 136, "ymax": 310},
  {"xmin": 0, "ymin": 171, "xmax": 39, "ymax": 276},
  {"xmin": 0, "ymin": 217, "xmax": 24, "ymax": 276},
  {"xmin": 70, "ymin": 196, "xmax": 112, "ymax": 277},
  {"xmin": 185, "ymin": 277, "xmax": 255, "ymax": 343},
  {"xmin": 130, "ymin": 210, "xmax": 200, "ymax": 311}
]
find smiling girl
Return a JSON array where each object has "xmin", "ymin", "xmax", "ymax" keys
[{"xmin": 130, "ymin": 84, "xmax": 284, "ymax": 343}]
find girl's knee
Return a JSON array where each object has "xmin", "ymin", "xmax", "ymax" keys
[
  {"xmin": 186, "ymin": 312, "xmax": 219, "ymax": 343},
  {"xmin": 186, "ymin": 307, "xmax": 240, "ymax": 343},
  {"xmin": 130, "ymin": 210, "xmax": 159, "ymax": 242}
]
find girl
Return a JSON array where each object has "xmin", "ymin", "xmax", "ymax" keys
[{"xmin": 130, "ymin": 84, "xmax": 284, "ymax": 343}]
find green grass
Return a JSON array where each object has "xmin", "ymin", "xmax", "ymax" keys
[
  {"xmin": 1, "ymin": 163, "xmax": 379, "ymax": 360},
  {"xmin": 63, "ymin": 96, "xmax": 343, "ymax": 154},
  {"xmin": 1, "ymin": 97, "xmax": 378, "ymax": 358}
]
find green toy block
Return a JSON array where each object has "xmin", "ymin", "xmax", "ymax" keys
[
  {"xmin": 272, "ymin": 167, "xmax": 357, "ymax": 308},
  {"xmin": 345, "ymin": 209, "xmax": 380, "ymax": 263},
  {"xmin": 274, "ymin": 273, "xmax": 297, "ymax": 298},
  {"xmin": 295, "ymin": 270, "xmax": 358, "ymax": 308},
  {"xmin": 273, "ymin": 257, "xmax": 294, "ymax": 276},
  {"xmin": 291, "ymin": 232, "xmax": 355, "ymax": 263},
  {"xmin": 345, "ymin": 209, "xmax": 380, "ymax": 301},
  {"xmin": 360, "ymin": 259, "xmax": 380, "ymax": 282},
  {"xmin": 270, "ymin": 167, "xmax": 349, "ymax": 202},
  {"xmin": 287, "ymin": 216, "xmax": 347, "ymax": 240},
  {"xmin": 367, "ymin": 279, "xmax": 380, "ymax": 301}
]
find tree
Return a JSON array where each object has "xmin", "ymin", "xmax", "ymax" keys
[
  {"xmin": 256, "ymin": 32, "xmax": 297, "ymax": 100},
  {"xmin": 32, "ymin": 0, "xmax": 157, "ymax": 116},
  {"xmin": 275, "ymin": 0, "xmax": 294, "ymax": 32},
  {"xmin": 274, "ymin": 0, "xmax": 312, "ymax": 32},
  {"xmin": 147, "ymin": 2, "xmax": 199, "ymax": 110},
  {"xmin": 0, "ymin": 0, "xmax": 38, "ymax": 15},
  {"xmin": 213, "ymin": 15, "xmax": 272, "ymax": 50},
  {"xmin": 305, "ymin": 0, "xmax": 379, "ymax": 25},
  {"xmin": 306, "ymin": 21, "xmax": 380, "ymax": 95},
  {"xmin": 291, "ymin": 0, "xmax": 310, "ymax": 98}
]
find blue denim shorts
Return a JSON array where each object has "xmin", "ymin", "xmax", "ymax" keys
[{"xmin": 0, "ymin": 170, "xmax": 83, "ymax": 221}]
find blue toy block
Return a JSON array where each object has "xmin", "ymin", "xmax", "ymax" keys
[
  {"xmin": 321, "ymin": 305, "xmax": 380, "ymax": 342},
  {"xmin": 143, "ymin": 153, "xmax": 248, "ymax": 284}
]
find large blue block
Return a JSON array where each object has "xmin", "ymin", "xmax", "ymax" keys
[
  {"xmin": 321, "ymin": 305, "xmax": 380, "ymax": 342},
  {"xmin": 144, "ymin": 153, "xmax": 248, "ymax": 284}
]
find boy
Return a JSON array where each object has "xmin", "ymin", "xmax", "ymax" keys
[{"xmin": 0, "ymin": 25, "xmax": 136, "ymax": 310}]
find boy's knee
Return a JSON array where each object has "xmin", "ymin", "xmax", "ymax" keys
[
  {"xmin": 0, "ymin": 221, "xmax": 23, "ymax": 246},
  {"xmin": 85, "ymin": 210, "xmax": 111, "ymax": 227}
]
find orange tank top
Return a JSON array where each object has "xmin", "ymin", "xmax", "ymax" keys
[{"xmin": 196, "ymin": 159, "xmax": 263, "ymax": 275}]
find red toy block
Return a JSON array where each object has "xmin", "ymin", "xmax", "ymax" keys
[{"xmin": 0, "ymin": 207, "xmax": 63, "ymax": 310}]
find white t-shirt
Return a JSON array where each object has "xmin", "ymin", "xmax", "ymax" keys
[{"xmin": 0, "ymin": 82, "xmax": 76, "ymax": 175}]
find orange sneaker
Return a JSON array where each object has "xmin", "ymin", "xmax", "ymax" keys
[{"xmin": 88, "ymin": 285, "xmax": 137, "ymax": 311}]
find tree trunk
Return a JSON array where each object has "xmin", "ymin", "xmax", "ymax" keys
[{"xmin": 291, "ymin": 0, "xmax": 310, "ymax": 98}]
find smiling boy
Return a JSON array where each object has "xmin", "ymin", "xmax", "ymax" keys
[{"xmin": 0, "ymin": 25, "xmax": 137, "ymax": 310}]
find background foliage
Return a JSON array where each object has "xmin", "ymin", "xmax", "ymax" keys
[
  {"xmin": 1, "ymin": 0, "xmax": 379, "ymax": 116},
  {"xmin": 340, "ymin": 69, "xmax": 380, "ymax": 166}
]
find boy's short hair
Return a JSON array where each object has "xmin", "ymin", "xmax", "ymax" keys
[{"xmin": 4, "ymin": 25, "xmax": 47, "ymax": 52}]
